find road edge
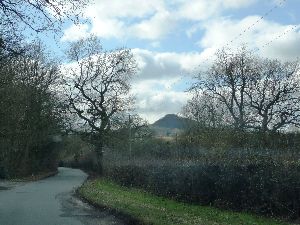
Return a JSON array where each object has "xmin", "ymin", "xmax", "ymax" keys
[{"xmin": 75, "ymin": 178, "xmax": 144, "ymax": 225}]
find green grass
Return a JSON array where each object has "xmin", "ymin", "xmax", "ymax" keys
[{"xmin": 78, "ymin": 179, "xmax": 291, "ymax": 225}]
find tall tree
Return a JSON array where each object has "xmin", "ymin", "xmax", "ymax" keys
[
  {"xmin": 246, "ymin": 59, "xmax": 300, "ymax": 132},
  {"xmin": 64, "ymin": 36, "xmax": 137, "ymax": 174},
  {"xmin": 194, "ymin": 48, "xmax": 257, "ymax": 130},
  {"xmin": 189, "ymin": 47, "xmax": 300, "ymax": 133}
]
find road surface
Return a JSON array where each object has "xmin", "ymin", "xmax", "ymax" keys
[{"xmin": 0, "ymin": 167, "xmax": 125, "ymax": 225}]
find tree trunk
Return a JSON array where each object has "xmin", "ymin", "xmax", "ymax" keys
[
  {"xmin": 261, "ymin": 112, "xmax": 269, "ymax": 133},
  {"xmin": 95, "ymin": 138, "xmax": 104, "ymax": 175}
]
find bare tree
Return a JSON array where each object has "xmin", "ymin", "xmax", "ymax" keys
[
  {"xmin": 194, "ymin": 47, "xmax": 258, "ymax": 130},
  {"xmin": 0, "ymin": 32, "xmax": 24, "ymax": 60},
  {"xmin": 246, "ymin": 59, "xmax": 300, "ymax": 132},
  {"xmin": 64, "ymin": 36, "xmax": 137, "ymax": 174},
  {"xmin": 182, "ymin": 90, "xmax": 226, "ymax": 129},
  {"xmin": 189, "ymin": 47, "xmax": 300, "ymax": 133}
]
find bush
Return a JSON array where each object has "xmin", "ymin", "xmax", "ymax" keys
[{"xmin": 104, "ymin": 154, "xmax": 300, "ymax": 219}]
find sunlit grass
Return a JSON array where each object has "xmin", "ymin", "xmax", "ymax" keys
[{"xmin": 78, "ymin": 179, "xmax": 290, "ymax": 225}]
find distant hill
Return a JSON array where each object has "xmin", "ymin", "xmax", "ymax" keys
[
  {"xmin": 151, "ymin": 114, "xmax": 191, "ymax": 136},
  {"xmin": 152, "ymin": 114, "xmax": 189, "ymax": 129}
]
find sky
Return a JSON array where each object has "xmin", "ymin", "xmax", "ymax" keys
[{"xmin": 39, "ymin": 0, "xmax": 300, "ymax": 123}]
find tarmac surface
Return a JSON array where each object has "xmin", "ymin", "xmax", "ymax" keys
[{"xmin": 0, "ymin": 167, "xmax": 125, "ymax": 225}]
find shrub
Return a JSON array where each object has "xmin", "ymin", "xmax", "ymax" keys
[{"xmin": 104, "ymin": 152, "xmax": 300, "ymax": 219}]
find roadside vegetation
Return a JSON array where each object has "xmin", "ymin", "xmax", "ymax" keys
[
  {"xmin": 101, "ymin": 140, "xmax": 300, "ymax": 220},
  {"xmin": 0, "ymin": 0, "xmax": 89, "ymax": 178},
  {"xmin": 79, "ymin": 178, "xmax": 290, "ymax": 225},
  {"xmin": 1, "ymin": 1, "xmax": 300, "ymax": 224},
  {"xmin": 0, "ymin": 41, "xmax": 63, "ymax": 178},
  {"xmin": 72, "ymin": 48, "xmax": 300, "ymax": 222}
]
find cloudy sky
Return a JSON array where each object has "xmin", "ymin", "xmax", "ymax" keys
[{"xmin": 44, "ymin": 0, "xmax": 300, "ymax": 123}]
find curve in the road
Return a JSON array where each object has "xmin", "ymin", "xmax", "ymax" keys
[{"xmin": 0, "ymin": 167, "xmax": 124, "ymax": 225}]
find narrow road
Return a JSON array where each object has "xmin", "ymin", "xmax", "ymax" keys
[{"xmin": 0, "ymin": 167, "xmax": 125, "ymax": 225}]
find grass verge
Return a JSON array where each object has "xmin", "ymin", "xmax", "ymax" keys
[
  {"xmin": 8, "ymin": 170, "xmax": 58, "ymax": 182},
  {"xmin": 78, "ymin": 178, "xmax": 291, "ymax": 225}
]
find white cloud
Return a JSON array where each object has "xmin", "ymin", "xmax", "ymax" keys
[
  {"xmin": 79, "ymin": 0, "xmax": 169, "ymax": 40},
  {"xmin": 61, "ymin": 24, "xmax": 90, "ymax": 41},
  {"xmin": 130, "ymin": 48, "xmax": 211, "ymax": 122},
  {"xmin": 85, "ymin": 0, "xmax": 164, "ymax": 19},
  {"xmin": 256, "ymin": 24, "xmax": 300, "ymax": 60},
  {"xmin": 132, "ymin": 48, "xmax": 209, "ymax": 81},
  {"xmin": 222, "ymin": 0, "xmax": 257, "ymax": 8},
  {"xmin": 199, "ymin": 16, "xmax": 300, "ymax": 60},
  {"xmin": 131, "ymin": 79, "xmax": 190, "ymax": 123},
  {"xmin": 127, "ymin": 48, "xmax": 221, "ymax": 122},
  {"xmin": 129, "ymin": 11, "xmax": 177, "ymax": 40},
  {"xmin": 59, "ymin": 0, "xmax": 300, "ymax": 123},
  {"xmin": 62, "ymin": 0, "xmax": 257, "ymax": 41},
  {"xmin": 90, "ymin": 18, "xmax": 125, "ymax": 39},
  {"xmin": 178, "ymin": 0, "xmax": 256, "ymax": 21}
]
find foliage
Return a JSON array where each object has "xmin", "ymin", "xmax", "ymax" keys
[
  {"xmin": 181, "ymin": 125, "xmax": 300, "ymax": 150},
  {"xmin": 0, "ymin": 40, "xmax": 63, "ymax": 178},
  {"xmin": 104, "ymin": 146, "xmax": 300, "ymax": 220},
  {"xmin": 79, "ymin": 178, "xmax": 289, "ymax": 225},
  {"xmin": 60, "ymin": 115, "xmax": 151, "ymax": 171},
  {"xmin": 58, "ymin": 135, "xmax": 97, "ymax": 171},
  {"xmin": 100, "ymin": 128, "xmax": 300, "ymax": 220},
  {"xmin": 0, "ymin": 0, "xmax": 90, "ymax": 178}
]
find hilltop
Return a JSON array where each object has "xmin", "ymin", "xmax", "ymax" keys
[{"xmin": 150, "ymin": 114, "xmax": 191, "ymax": 136}]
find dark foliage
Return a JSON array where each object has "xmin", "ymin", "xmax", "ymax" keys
[
  {"xmin": 105, "ymin": 156, "xmax": 300, "ymax": 219},
  {"xmin": 0, "ymin": 40, "xmax": 63, "ymax": 178},
  {"xmin": 100, "ymin": 130, "xmax": 300, "ymax": 220}
]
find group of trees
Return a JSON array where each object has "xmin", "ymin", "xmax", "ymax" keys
[
  {"xmin": 1, "ymin": 1, "xmax": 300, "ymax": 177},
  {"xmin": 0, "ymin": 40, "xmax": 63, "ymax": 177},
  {"xmin": 0, "ymin": 0, "xmax": 90, "ymax": 177},
  {"xmin": 0, "ymin": 34, "xmax": 138, "ymax": 176},
  {"xmin": 184, "ymin": 48, "xmax": 300, "ymax": 134}
]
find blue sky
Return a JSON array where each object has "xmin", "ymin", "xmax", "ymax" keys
[{"xmin": 35, "ymin": 0, "xmax": 300, "ymax": 122}]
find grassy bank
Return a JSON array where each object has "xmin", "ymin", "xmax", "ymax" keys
[
  {"xmin": 78, "ymin": 179, "xmax": 290, "ymax": 225},
  {"xmin": 7, "ymin": 170, "xmax": 58, "ymax": 182}
]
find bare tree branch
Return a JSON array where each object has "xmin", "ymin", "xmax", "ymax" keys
[{"xmin": 63, "ymin": 36, "xmax": 137, "ymax": 174}]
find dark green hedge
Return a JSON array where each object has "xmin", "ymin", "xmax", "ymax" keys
[{"xmin": 104, "ymin": 159, "xmax": 300, "ymax": 219}]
